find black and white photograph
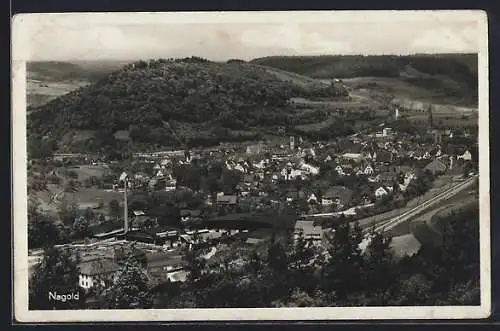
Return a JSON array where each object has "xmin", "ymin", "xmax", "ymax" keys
[{"xmin": 12, "ymin": 11, "xmax": 490, "ymax": 322}]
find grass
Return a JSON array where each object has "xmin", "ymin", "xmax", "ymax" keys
[
  {"xmin": 294, "ymin": 118, "xmax": 336, "ymax": 132},
  {"xmin": 70, "ymin": 165, "xmax": 110, "ymax": 180},
  {"xmin": 342, "ymin": 76, "xmax": 477, "ymax": 108}
]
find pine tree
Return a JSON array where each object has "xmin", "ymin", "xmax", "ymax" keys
[
  {"xmin": 362, "ymin": 231, "xmax": 395, "ymax": 305},
  {"xmin": 72, "ymin": 216, "xmax": 90, "ymax": 239},
  {"xmin": 104, "ymin": 252, "xmax": 152, "ymax": 309},
  {"xmin": 29, "ymin": 247, "xmax": 84, "ymax": 310},
  {"xmin": 323, "ymin": 222, "xmax": 364, "ymax": 301}
]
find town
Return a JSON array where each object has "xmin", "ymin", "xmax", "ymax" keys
[{"xmin": 27, "ymin": 101, "xmax": 479, "ymax": 308}]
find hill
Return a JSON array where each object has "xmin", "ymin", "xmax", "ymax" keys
[
  {"xmin": 27, "ymin": 61, "xmax": 130, "ymax": 107},
  {"xmin": 27, "ymin": 61, "xmax": 126, "ymax": 83},
  {"xmin": 251, "ymin": 54, "xmax": 478, "ymax": 106},
  {"xmin": 27, "ymin": 57, "xmax": 349, "ymax": 157}
]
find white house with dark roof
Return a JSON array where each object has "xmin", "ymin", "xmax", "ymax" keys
[
  {"xmin": 308, "ymin": 193, "xmax": 318, "ymax": 204},
  {"xmin": 78, "ymin": 258, "xmax": 120, "ymax": 290},
  {"xmin": 458, "ymin": 150, "xmax": 472, "ymax": 161},
  {"xmin": 374, "ymin": 186, "xmax": 389, "ymax": 198},
  {"xmin": 364, "ymin": 165, "xmax": 374, "ymax": 175}
]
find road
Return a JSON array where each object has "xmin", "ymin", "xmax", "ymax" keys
[{"xmin": 359, "ymin": 175, "xmax": 477, "ymax": 251}]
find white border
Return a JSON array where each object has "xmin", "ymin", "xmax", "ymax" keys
[{"xmin": 12, "ymin": 10, "xmax": 490, "ymax": 322}]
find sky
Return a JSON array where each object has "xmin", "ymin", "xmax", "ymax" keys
[{"xmin": 12, "ymin": 11, "xmax": 484, "ymax": 61}]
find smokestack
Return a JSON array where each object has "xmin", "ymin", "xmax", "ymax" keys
[{"xmin": 124, "ymin": 177, "xmax": 129, "ymax": 234}]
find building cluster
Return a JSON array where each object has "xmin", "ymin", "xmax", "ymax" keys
[{"xmin": 35, "ymin": 120, "xmax": 478, "ymax": 303}]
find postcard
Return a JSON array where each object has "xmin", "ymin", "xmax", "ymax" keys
[{"xmin": 12, "ymin": 10, "xmax": 490, "ymax": 322}]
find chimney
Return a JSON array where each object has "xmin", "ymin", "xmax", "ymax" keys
[{"xmin": 123, "ymin": 177, "xmax": 129, "ymax": 234}]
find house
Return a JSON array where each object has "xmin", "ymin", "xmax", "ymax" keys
[
  {"xmin": 294, "ymin": 220, "xmax": 326, "ymax": 243},
  {"xmin": 165, "ymin": 178, "xmax": 177, "ymax": 191},
  {"xmin": 390, "ymin": 233, "xmax": 422, "ymax": 259},
  {"xmin": 300, "ymin": 162, "xmax": 320, "ymax": 175},
  {"xmin": 424, "ymin": 159, "xmax": 448, "ymax": 175},
  {"xmin": 216, "ymin": 195, "xmax": 238, "ymax": 205},
  {"xmin": 457, "ymin": 150, "xmax": 472, "ymax": 161},
  {"xmin": 307, "ymin": 193, "xmax": 318, "ymax": 204},
  {"xmin": 285, "ymin": 189, "xmax": 307, "ymax": 202},
  {"xmin": 130, "ymin": 211, "xmax": 155, "ymax": 230},
  {"xmin": 364, "ymin": 165, "xmax": 374, "ymax": 175},
  {"xmin": 119, "ymin": 171, "xmax": 128, "ymax": 182},
  {"xmin": 234, "ymin": 164, "xmax": 245, "ymax": 173},
  {"xmin": 335, "ymin": 165, "xmax": 345, "ymax": 176},
  {"xmin": 146, "ymin": 252, "xmax": 187, "ymax": 285},
  {"xmin": 322, "ymin": 186, "xmax": 354, "ymax": 208},
  {"xmin": 180, "ymin": 209, "xmax": 203, "ymax": 223},
  {"xmin": 341, "ymin": 153, "xmax": 363, "ymax": 163},
  {"xmin": 146, "ymin": 226, "xmax": 180, "ymax": 246},
  {"xmin": 374, "ymin": 186, "xmax": 389, "ymax": 198},
  {"xmin": 78, "ymin": 258, "xmax": 120, "ymax": 290}
]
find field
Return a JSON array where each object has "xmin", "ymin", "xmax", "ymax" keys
[
  {"xmin": 341, "ymin": 76, "xmax": 477, "ymax": 108},
  {"xmin": 31, "ymin": 164, "xmax": 121, "ymax": 216},
  {"xmin": 27, "ymin": 79, "xmax": 89, "ymax": 108}
]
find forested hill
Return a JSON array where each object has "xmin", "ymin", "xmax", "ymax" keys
[
  {"xmin": 250, "ymin": 54, "xmax": 477, "ymax": 80},
  {"xmin": 27, "ymin": 61, "xmax": 118, "ymax": 83},
  {"xmin": 251, "ymin": 54, "xmax": 478, "ymax": 105},
  {"xmin": 27, "ymin": 57, "xmax": 347, "ymax": 157}
]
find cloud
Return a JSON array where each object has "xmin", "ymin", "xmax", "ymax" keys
[
  {"xmin": 305, "ymin": 32, "xmax": 353, "ymax": 54},
  {"xmin": 29, "ymin": 25, "xmax": 172, "ymax": 60},
  {"xmin": 410, "ymin": 27, "xmax": 478, "ymax": 53},
  {"xmin": 240, "ymin": 24, "xmax": 352, "ymax": 55},
  {"xmin": 21, "ymin": 19, "xmax": 478, "ymax": 61}
]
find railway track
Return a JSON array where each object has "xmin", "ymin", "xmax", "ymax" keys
[{"xmin": 363, "ymin": 175, "xmax": 477, "ymax": 236}]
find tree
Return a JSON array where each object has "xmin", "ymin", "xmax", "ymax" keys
[
  {"xmin": 271, "ymin": 288, "xmax": 328, "ymax": 307},
  {"xmin": 29, "ymin": 247, "xmax": 84, "ymax": 310},
  {"xmin": 72, "ymin": 216, "xmax": 90, "ymax": 239},
  {"xmin": 322, "ymin": 222, "xmax": 364, "ymax": 301},
  {"xmin": 362, "ymin": 231, "xmax": 395, "ymax": 304},
  {"xmin": 287, "ymin": 231, "xmax": 316, "ymax": 286},
  {"xmin": 83, "ymin": 207, "xmax": 96, "ymax": 222},
  {"xmin": 108, "ymin": 199, "xmax": 121, "ymax": 219},
  {"xmin": 28, "ymin": 195, "xmax": 40, "ymax": 221},
  {"xmin": 184, "ymin": 244, "xmax": 207, "ymax": 283},
  {"xmin": 392, "ymin": 274, "xmax": 433, "ymax": 305},
  {"xmin": 58, "ymin": 198, "xmax": 79, "ymax": 225},
  {"xmin": 28, "ymin": 215, "xmax": 68, "ymax": 249},
  {"xmin": 104, "ymin": 251, "xmax": 152, "ymax": 309}
]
